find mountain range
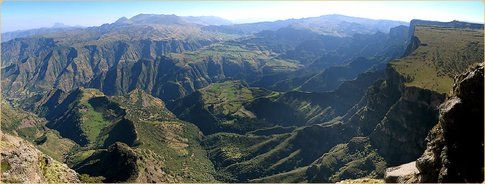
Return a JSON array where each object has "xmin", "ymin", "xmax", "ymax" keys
[{"xmin": 1, "ymin": 13, "xmax": 483, "ymax": 183}]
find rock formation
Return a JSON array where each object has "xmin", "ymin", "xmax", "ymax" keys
[
  {"xmin": 1, "ymin": 133, "xmax": 80, "ymax": 183},
  {"xmin": 385, "ymin": 63, "xmax": 484, "ymax": 183}
]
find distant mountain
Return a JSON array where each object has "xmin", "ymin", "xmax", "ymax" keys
[
  {"xmin": 1, "ymin": 24, "xmax": 83, "ymax": 42},
  {"xmin": 205, "ymin": 14, "xmax": 408, "ymax": 37},
  {"xmin": 113, "ymin": 14, "xmax": 232, "ymax": 26},
  {"xmin": 183, "ymin": 16, "xmax": 233, "ymax": 26}
]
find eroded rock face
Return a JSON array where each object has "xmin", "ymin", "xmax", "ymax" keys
[
  {"xmin": 385, "ymin": 63, "xmax": 484, "ymax": 183},
  {"xmin": 419, "ymin": 63, "xmax": 484, "ymax": 182},
  {"xmin": 1, "ymin": 133, "xmax": 80, "ymax": 183}
]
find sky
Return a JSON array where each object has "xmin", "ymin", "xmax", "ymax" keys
[{"xmin": 1, "ymin": 1, "xmax": 484, "ymax": 33}]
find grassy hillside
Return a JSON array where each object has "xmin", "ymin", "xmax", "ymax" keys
[
  {"xmin": 252, "ymin": 137, "xmax": 387, "ymax": 183},
  {"xmin": 34, "ymin": 88, "xmax": 218, "ymax": 182},
  {"xmin": 391, "ymin": 25, "xmax": 483, "ymax": 94},
  {"xmin": 169, "ymin": 80, "xmax": 278, "ymax": 134}
]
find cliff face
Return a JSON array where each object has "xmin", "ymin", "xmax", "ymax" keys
[
  {"xmin": 1, "ymin": 39, "xmax": 214, "ymax": 102},
  {"xmin": 343, "ymin": 64, "xmax": 445, "ymax": 166},
  {"xmin": 370, "ymin": 85, "xmax": 444, "ymax": 166},
  {"xmin": 385, "ymin": 63, "xmax": 484, "ymax": 183},
  {"xmin": 416, "ymin": 63, "xmax": 484, "ymax": 182}
]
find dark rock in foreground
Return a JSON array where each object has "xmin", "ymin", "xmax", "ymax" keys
[{"xmin": 385, "ymin": 63, "xmax": 484, "ymax": 183}]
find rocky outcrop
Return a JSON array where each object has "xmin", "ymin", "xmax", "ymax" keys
[
  {"xmin": 385, "ymin": 63, "xmax": 484, "ymax": 183},
  {"xmin": 1, "ymin": 133, "xmax": 80, "ymax": 183},
  {"xmin": 73, "ymin": 142, "xmax": 139, "ymax": 182},
  {"xmin": 384, "ymin": 162, "xmax": 419, "ymax": 183},
  {"xmin": 416, "ymin": 63, "xmax": 484, "ymax": 182}
]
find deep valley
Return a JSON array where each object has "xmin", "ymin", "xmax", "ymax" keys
[{"xmin": 1, "ymin": 10, "xmax": 483, "ymax": 183}]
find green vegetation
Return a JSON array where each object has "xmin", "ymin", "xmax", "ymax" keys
[
  {"xmin": 36, "ymin": 130, "xmax": 77, "ymax": 161},
  {"xmin": 1, "ymin": 160, "xmax": 11, "ymax": 172},
  {"xmin": 200, "ymin": 81, "xmax": 272, "ymax": 116},
  {"xmin": 78, "ymin": 89, "xmax": 112, "ymax": 145},
  {"xmin": 79, "ymin": 102, "xmax": 111, "ymax": 145},
  {"xmin": 2, "ymin": 16, "xmax": 482, "ymax": 183},
  {"xmin": 52, "ymin": 88, "xmax": 218, "ymax": 182},
  {"xmin": 134, "ymin": 120, "xmax": 218, "ymax": 182},
  {"xmin": 68, "ymin": 149, "xmax": 96, "ymax": 167},
  {"xmin": 79, "ymin": 174, "xmax": 105, "ymax": 183},
  {"xmin": 391, "ymin": 25, "xmax": 483, "ymax": 94},
  {"xmin": 171, "ymin": 80, "xmax": 281, "ymax": 134}
]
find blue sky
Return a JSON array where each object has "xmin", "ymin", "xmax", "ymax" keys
[{"xmin": 2, "ymin": 1, "xmax": 484, "ymax": 32}]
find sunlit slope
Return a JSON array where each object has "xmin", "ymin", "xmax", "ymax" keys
[
  {"xmin": 33, "ymin": 88, "xmax": 217, "ymax": 182},
  {"xmin": 390, "ymin": 25, "xmax": 483, "ymax": 94}
]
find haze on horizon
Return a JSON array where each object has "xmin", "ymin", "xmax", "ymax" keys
[{"xmin": 1, "ymin": 1, "xmax": 484, "ymax": 33}]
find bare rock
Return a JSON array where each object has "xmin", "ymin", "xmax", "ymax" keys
[
  {"xmin": 384, "ymin": 161, "xmax": 419, "ymax": 183},
  {"xmin": 1, "ymin": 133, "xmax": 80, "ymax": 183}
]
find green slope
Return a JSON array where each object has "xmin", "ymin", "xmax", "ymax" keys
[
  {"xmin": 390, "ymin": 25, "xmax": 483, "ymax": 94},
  {"xmin": 32, "ymin": 88, "xmax": 217, "ymax": 182}
]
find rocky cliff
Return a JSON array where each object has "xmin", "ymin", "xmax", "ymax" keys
[
  {"xmin": 1, "ymin": 133, "xmax": 80, "ymax": 183},
  {"xmin": 385, "ymin": 63, "xmax": 484, "ymax": 183}
]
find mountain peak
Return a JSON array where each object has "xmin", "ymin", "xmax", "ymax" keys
[
  {"xmin": 121, "ymin": 14, "xmax": 188, "ymax": 25},
  {"xmin": 52, "ymin": 22, "xmax": 69, "ymax": 28}
]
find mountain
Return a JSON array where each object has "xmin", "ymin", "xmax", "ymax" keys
[
  {"xmin": 17, "ymin": 88, "xmax": 217, "ymax": 182},
  {"xmin": 170, "ymin": 70, "xmax": 383, "ymax": 135},
  {"xmin": 1, "ymin": 14, "xmax": 408, "ymax": 104},
  {"xmin": 197, "ymin": 21, "xmax": 483, "ymax": 182},
  {"xmin": 206, "ymin": 14, "xmax": 407, "ymax": 37},
  {"xmin": 250, "ymin": 25, "xmax": 408, "ymax": 92},
  {"xmin": 168, "ymin": 80, "xmax": 277, "ymax": 134},
  {"xmin": 1, "ymin": 98, "xmax": 80, "ymax": 182},
  {"xmin": 1, "ymin": 13, "xmax": 483, "ymax": 183},
  {"xmin": 1, "ymin": 24, "xmax": 84, "ymax": 42},
  {"xmin": 113, "ymin": 14, "xmax": 231, "ymax": 26},
  {"xmin": 183, "ymin": 16, "xmax": 232, "ymax": 26}
]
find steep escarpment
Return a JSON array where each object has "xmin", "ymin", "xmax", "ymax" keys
[
  {"xmin": 362, "ymin": 24, "xmax": 482, "ymax": 167},
  {"xmin": 224, "ymin": 22, "xmax": 484, "ymax": 183},
  {"xmin": 1, "ymin": 39, "xmax": 213, "ymax": 102},
  {"xmin": 369, "ymin": 84, "xmax": 444, "ymax": 165},
  {"xmin": 249, "ymin": 70, "xmax": 384, "ymax": 126},
  {"xmin": 385, "ymin": 64, "xmax": 483, "ymax": 183},
  {"xmin": 248, "ymin": 64, "xmax": 444, "ymax": 183}
]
